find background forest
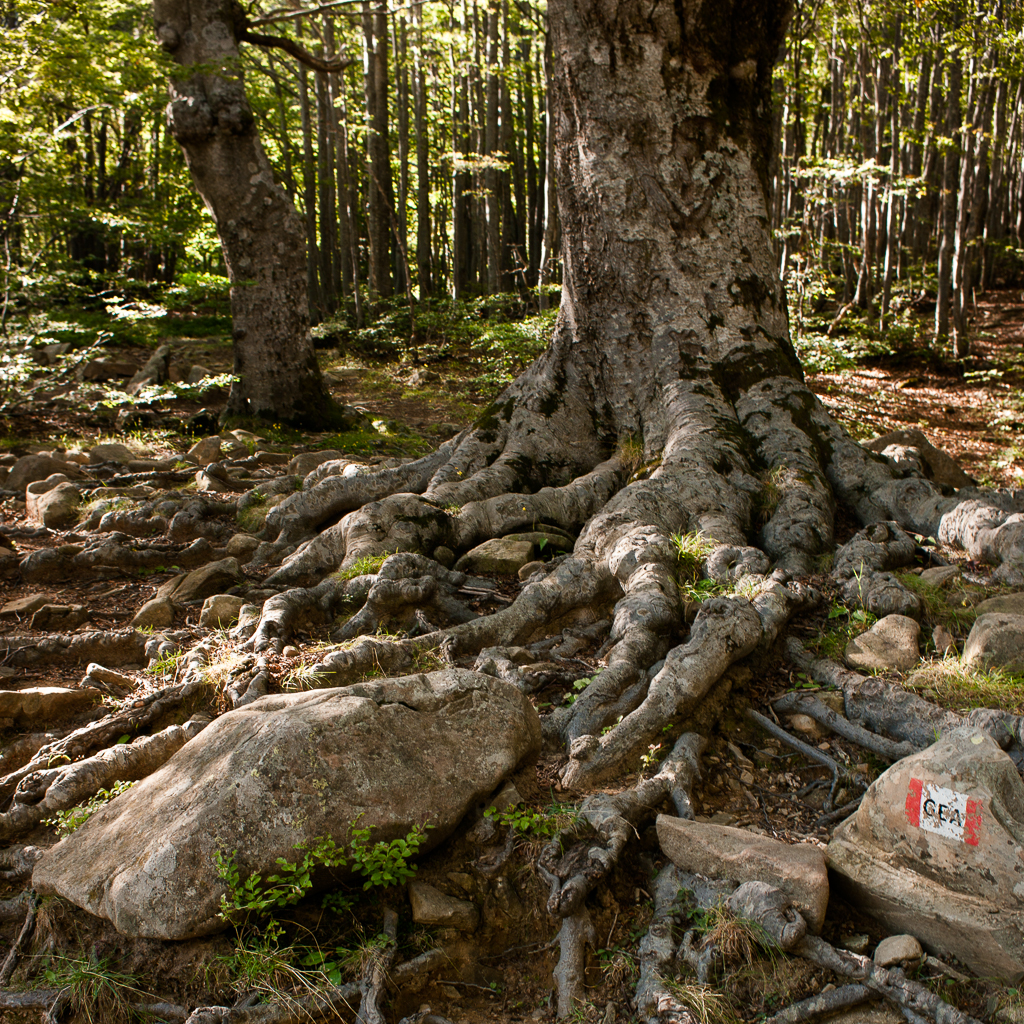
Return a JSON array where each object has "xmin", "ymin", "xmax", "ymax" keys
[{"xmin": 1, "ymin": 0, "xmax": 1023, "ymax": 371}]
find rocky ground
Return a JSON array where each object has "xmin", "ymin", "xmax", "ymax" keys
[{"xmin": 0, "ymin": 295, "xmax": 1023, "ymax": 1024}]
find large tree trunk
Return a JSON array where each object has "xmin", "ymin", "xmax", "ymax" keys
[{"xmin": 152, "ymin": 0, "xmax": 335, "ymax": 426}]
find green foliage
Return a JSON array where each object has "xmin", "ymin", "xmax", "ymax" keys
[
  {"xmin": 671, "ymin": 532, "xmax": 733, "ymax": 603},
  {"xmin": 806, "ymin": 603, "xmax": 877, "ymax": 662},
  {"xmin": 348, "ymin": 822, "xmax": 432, "ymax": 890},
  {"xmin": 214, "ymin": 836, "xmax": 348, "ymax": 921},
  {"xmin": 44, "ymin": 780, "xmax": 134, "ymax": 837},
  {"xmin": 333, "ymin": 552, "xmax": 392, "ymax": 581},
  {"xmin": 483, "ymin": 800, "xmax": 582, "ymax": 839}
]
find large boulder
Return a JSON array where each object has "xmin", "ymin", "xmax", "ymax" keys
[
  {"xmin": 827, "ymin": 727, "xmax": 1024, "ymax": 981},
  {"xmin": 33, "ymin": 669, "xmax": 541, "ymax": 940}
]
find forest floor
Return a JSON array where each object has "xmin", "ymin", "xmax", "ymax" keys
[{"xmin": 0, "ymin": 287, "xmax": 1023, "ymax": 1024}]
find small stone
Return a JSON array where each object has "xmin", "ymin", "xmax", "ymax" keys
[
  {"xmin": 88, "ymin": 443, "xmax": 136, "ymax": 465},
  {"xmin": 186, "ymin": 364, "xmax": 213, "ymax": 385},
  {"xmin": 30, "ymin": 604, "xmax": 89, "ymax": 631},
  {"xmin": 433, "ymin": 546, "xmax": 455, "ymax": 568},
  {"xmin": 199, "ymin": 594, "xmax": 246, "ymax": 628},
  {"xmin": 787, "ymin": 713, "xmax": 829, "ymax": 741},
  {"xmin": 975, "ymin": 593, "xmax": 1024, "ymax": 617},
  {"xmin": 172, "ymin": 558, "xmax": 244, "ymax": 604},
  {"xmin": 845, "ymin": 614, "xmax": 920, "ymax": 672},
  {"xmin": 26, "ymin": 480, "xmax": 81, "ymax": 529},
  {"xmin": 287, "ymin": 450, "xmax": 346, "ymax": 479},
  {"xmin": 226, "ymin": 534, "xmax": 261, "ymax": 559},
  {"xmin": 1, "ymin": 594, "xmax": 51, "ymax": 616},
  {"xmin": 186, "ymin": 436, "xmax": 223, "ymax": 467},
  {"xmin": 919, "ymin": 565, "xmax": 960, "ymax": 587},
  {"xmin": 518, "ymin": 560, "xmax": 546, "ymax": 581},
  {"xmin": 408, "ymin": 881, "xmax": 480, "ymax": 931},
  {"xmin": 932, "ymin": 624, "xmax": 954, "ymax": 655},
  {"xmin": 454, "ymin": 538, "xmax": 536, "ymax": 575},
  {"xmin": 739, "ymin": 770, "xmax": 755, "ymax": 786},
  {"xmin": 7, "ymin": 455, "xmax": 83, "ymax": 493},
  {"xmin": 281, "ymin": 646, "xmax": 300, "ymax": 658},
  {"xmin": 131, "ymin": 597, "xmax": 176, "ymax": 629},
  {"xmin": 874, "ymin": 934, "xmax": 924, "ymax": 967},
  {"xmin": 842, "ymin": 933, "xmax": 871, "ymax": 954}
]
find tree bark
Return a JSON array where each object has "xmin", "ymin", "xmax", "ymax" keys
[{"xmin": 152, "ymin": 0, "xmax": 335, "ymax": 426}]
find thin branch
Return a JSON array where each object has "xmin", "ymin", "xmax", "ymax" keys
[{"xmin": 239, "ymin": 31, "xmax": 356, "ymax": 73}]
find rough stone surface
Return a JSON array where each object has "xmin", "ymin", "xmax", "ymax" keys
[
  {"xmin": 1, "ymin": 595, "xmax": 50, "ymax": 616},
  {"xmin": 130, "ymin": 597, "xmax": 176, "ymax": 629},
  {"xmin": 88, "ymin": 443, "xmax": 136, "ymax": 465},
  {"xmin": 656, "ymin": 815, "xmax": 829, "ymax": 932},
  {"xmin": 199, "ymin": 595, "xmax": 246, "ymax": 627},
  {"xmin": 827, "ymin": 727, "xmax": 1024, "ymax": 981},
  {"xmin": 454, "ymin": 538, "xmax": 536, "ymax": 575},
  {"xmin": 226, "ymin": 534, "xmax": 261, "ymax": 560},
  {"xmin": 873, "ymin": 934, "xmax": 924, "ymax": 966},
  {"xmin": 172, "ymin": 558, "xmax": 244, "ymax": 605},
  {"xmin": 919, "ymin": 565, "xmax": 960, "ymax": 587},
  {"xmin": 33, "ymin": 669, "xmax": 541, "ymax": 940},
  {"xmin": 408, "ymin": 881, "xmax": 480, "ymax": 931},
  {"xmin": 0, "ymin": 687, "xmax": 102, "ymax": 725},
  {"xmin": 26, "ymin": 481, "xmax": 81, "ymax": 529},
  {"xmin": 186, "ymin": 436, "xmax": 223, "ymax": 466},
  {"xmin": 288, "ymin": 450, "xmax": 345, "ymax": 479},
  {"xmin": 30, "ymin": 604, "xmax": 88, "ymax": 631},
  {"xmin": 963, "ymin": 613, "xmax": 1024, "ymax": 674},
  {"xmin": 786, "ymin": 714, "xmax": 828, "ymax": 741},
  {"xmin": 975, "ymin": 593, "xmax": 1024, "ymax": 617},
  {"xmin": 7, "ymin": 455, "xmax": 83, "ymax": 493},
  {"xmin": 844, "ymin": 614, "xmax": 920, "ymax": 673},
  {"xmin": 932, "ymin": 624, "xmax": 954, "ymax": 655}
]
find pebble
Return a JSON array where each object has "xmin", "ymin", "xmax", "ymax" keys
[{"xmin": 281, "ymin": 645, "xmax": 300, "ymax": 658}]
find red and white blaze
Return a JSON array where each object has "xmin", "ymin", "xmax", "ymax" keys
[{"xmin": 905, "ymin": 778, "xmax": 982, "ymax": 845}]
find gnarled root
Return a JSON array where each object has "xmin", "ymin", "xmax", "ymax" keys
[
  {"xmin": 634, "ymin": 865, "xmax": 698, "ymax": 1024},
  {"xmin": 795, "ymin": 934, "xmax": 983, "ymax": 1024},
  {"xmin": 552, "ymin": 908, "xmax": 597, "ymax": 1017},
  {"xmin": 0, "ymin": 844, "xmax": 44, "ymax": 881},
  {"xmin": 0, "ymin": 890, "xmax": 38, "ymax": 987},
  {"xmin": 357, "ymin": 907, "xmax": 399, "ymax": 1024},
  {"xmin": 764, "ymin": 984, "xmax": 877, "ymax": 1024},
  {"xmin": 0, "ymin": 717, "xmax": 208, "ymax": 840}
]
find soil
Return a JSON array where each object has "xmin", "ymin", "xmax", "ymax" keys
[{"xmin": 1, "ymin": 295, "xmax": 1023, "ymax": 1024}]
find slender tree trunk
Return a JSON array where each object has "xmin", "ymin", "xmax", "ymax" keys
[
  {"xmin": 152, "ymin": 0, "xmax": 334, "ymax": 426},
  {"xmin": 413, "ymin": 6, "xmax": 432, "ymax": 297},
  {"xmin": 935, "ymin": 55, "xmax": 961, "ymax": 345}
]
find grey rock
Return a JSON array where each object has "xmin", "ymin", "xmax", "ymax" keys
[
  {"xmin": 186, "ymin": 365, "xmax": 213, "ymax": 385},
  {"xmin": 131, "ymin": 597, "xmax": 176, "ymax": 629},
  {"xmin": 81, "ymin": 358, "xmax": 135, "ymax": 382},
  {"xmin": 186, "ymin": 436, "xmax": 223, "ymax": 467},
  {"xmin": 963, "ymin": 613, "xmax": 1024, "ymax": 673},
  {"xmin": 874, "ymin": 934, "xmax": 924, "ymax": 967},
  {"xmin": 656, "ymin": 814, "xmax": 829, "ymax": 932},
  {"xmin": 88, "ymin": 443, "xmax": 136, "ymax": 465},
  {"xmin": 919, "ymin": 565, "xmax": 960, "ymax": 587},
  {"xmin": 1, "ymin": 595, "xmax": 51, "ymax": 616},
  {"xmin": 26, "ymin": 481, "xmax": 81, "ymax": 529},
  {"xmin": 30, "ymin": 604, "xmax": 89, "ymax": 631},
  {"xmin": 844, "ymin": 614, "xmax": 920, "ymax": 673},
  {"xmin": 975, "ymin": 592, "xmax": 1024, "ymax": 617},
  {"xmin": 932, "ymin": 624, "xmax": 955, "ymax": 655},
  {"xmin": 287, "ymin": 450, "xmax": 346, "ymax": 479},
  {"xmin": 32, "ymin": 669, "xmax": 541, "ymax": 940},
  {"xmin": 199, "ymin": 594, "xmax": 246, "ymax": 627},
  {"xmin": 172, "ymin": 558, "xmax": 244, "ymax": 604},
  {"xmin": 827, "ymin": 727, "xmax": 1024, "ymax": 981},
  {"xmin": 0, "ymin": 687, "xmax": 102, "ymax": 726},
  {"xmin": 454, "ymin": 538, "xmax": 536, "ymax": 575},
  {"xmin": 226, "ymin": 534, "xmax": 261, "ymax": 559},
  {"xmin": 7, "ymin": 455, "xmax": 83, "ymax": 493},
  {"xmin": 408, "ymin": 881, "xmax": 480, "ymax": 931}
]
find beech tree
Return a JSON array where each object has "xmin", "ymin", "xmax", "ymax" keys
[
  {"xmin": 246, "ymin": 0, "xmax": 1024, "ymax": 795},
  {"xmin": 151, "ymin": 0, "xmax": 339, "ymax": 425}
]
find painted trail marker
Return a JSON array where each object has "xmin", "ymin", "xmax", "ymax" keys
[{"xmin": 905, "ymin": 777, "xmax": 982, "ymax": 845}]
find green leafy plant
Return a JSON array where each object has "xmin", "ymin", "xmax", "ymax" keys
[
  {"xmin": 348, "ymin": 821, "xmax": 432, "ymax": 890},
  {"xmin": 45, "ymin": 780, "xmax": 135, "ymax": 837},
  {"xmin": 333, "ymin": 551, "xmax": 392, "ymax": 581}
]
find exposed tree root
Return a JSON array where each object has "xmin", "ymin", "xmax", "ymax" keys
[
  {"xmin": 634, "ymin": 865, "xmax": 698, "ymax": 1024},
  {"xmin": 764, "ymin": 984, "xmax": 877, "ymax": 1024},
  {"xmin": 0, "ymin": 889, "xmax": 38, "ymax": 986},
  {"xmin": 795, "ymin": 934, "xmax": 984, "ymax": 1024},
  {"xmin": 357, "ymin": 907, "xmax": 398, "ymax": 1024},
  {"xmin": 0, "ymin": 717, "xmax": 207, "ymax": 840},
  {"xmin": 784, "ymin": 638, "xmax": 1024, "ymax": 752},
  {"xmin": 772, "ymin": 691, "xmax": 918, "ymax": 762},
  {"xmin": 0, "ymin": 844, "xmax": 44, "ymax": 881},
  {"xmin": 552, "ymin": 908, "xmax": 597, "ymax": 1018},
  {"xmin": 747, "ymin": 710, "xmax": 867, "ymax": 812}
]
